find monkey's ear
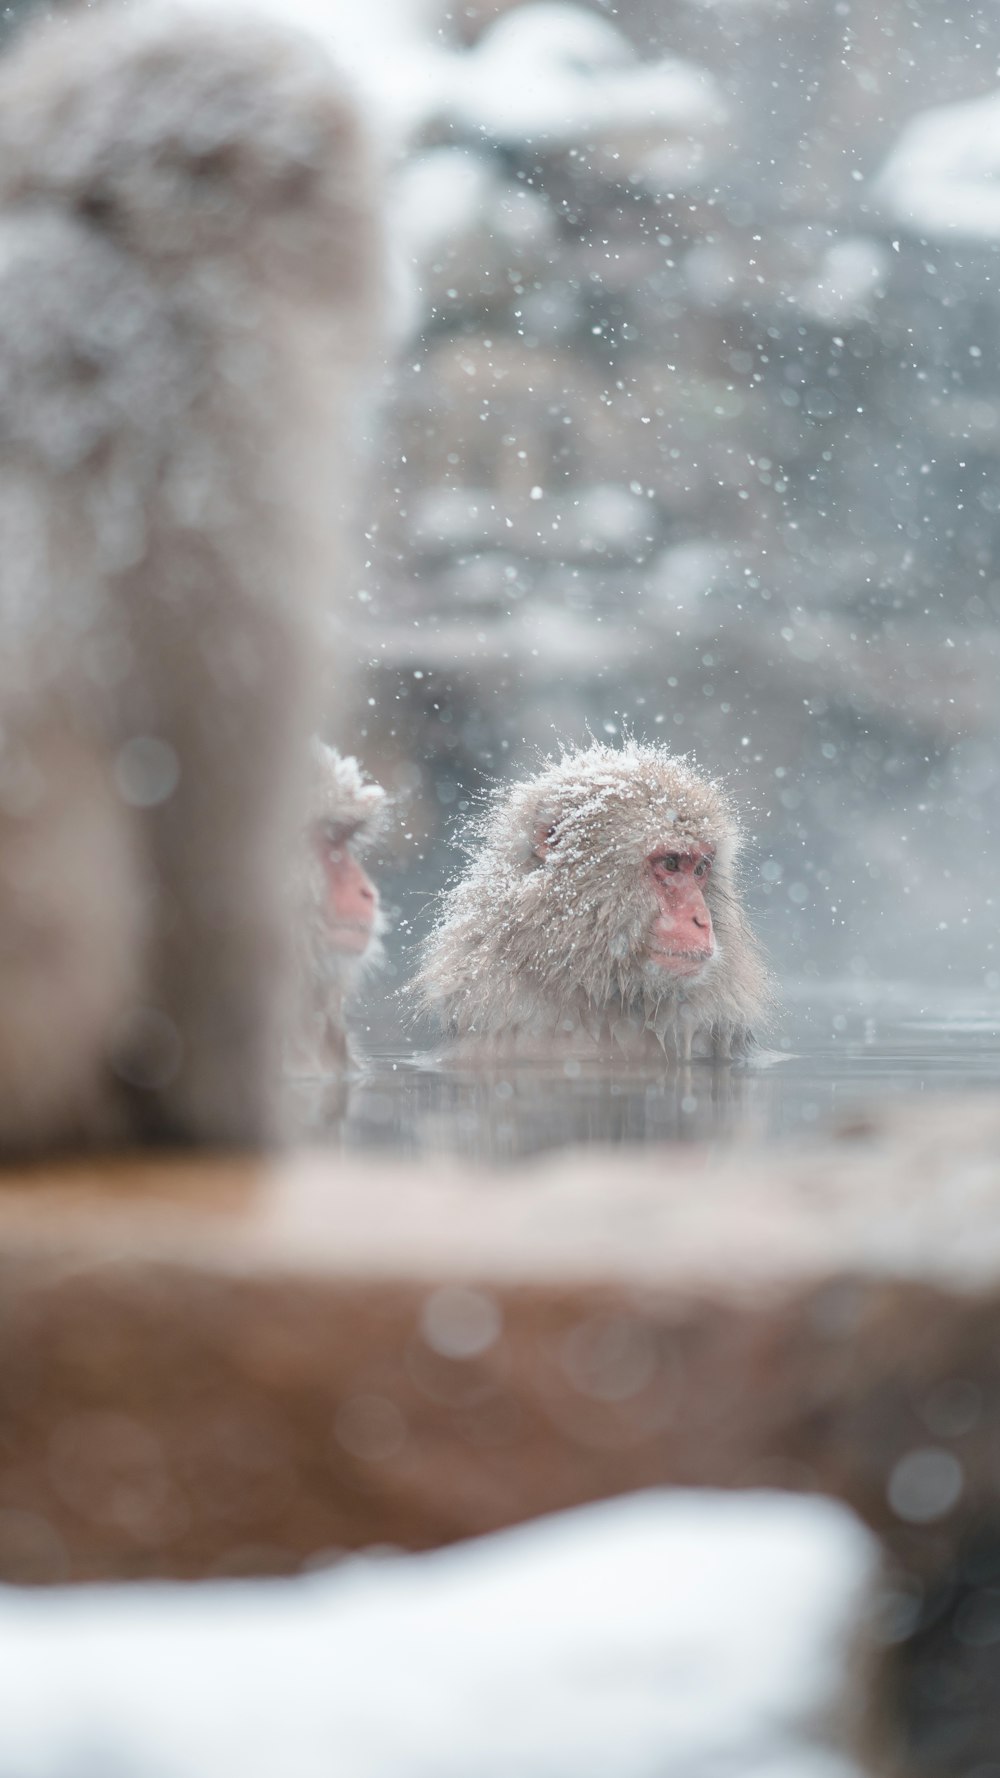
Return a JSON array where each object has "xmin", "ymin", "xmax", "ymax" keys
[{"xmin": 530, "ymin": 821, "xmax": 558, "ymax": 863}]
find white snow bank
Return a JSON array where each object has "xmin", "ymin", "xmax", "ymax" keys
[
  {"xmin": 0, "ymin": 1490, "xmax": 879, "ymax": 1778},
  {"xmin": 445, "ymin": 3, "xmax": 726, "ymax": 150},
  {"xmin": 875, "ymin": 91, "xmax": 1000, "ymax": 239}
]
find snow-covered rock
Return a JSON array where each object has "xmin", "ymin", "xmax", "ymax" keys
[
  {"xmin": 875, "ymin": 92, "xmax": 1000, "ymax": 239},
  {"xmin": 441, "ymin": 3, "xmax": 726, "ymax": 159},
  {"xmin": 0, "ymin": 1490, "xmax": 881, "ymax": 1778}
]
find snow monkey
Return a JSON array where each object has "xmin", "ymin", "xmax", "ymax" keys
[
  {"xmin": 415, "ymin": 741, "xmax": 771, "ymax": 1063},
  {"xmin": 289, "ymin": 742, "xmax": 387, "ymax": 1076},
  {"xmin": 0, "ymin": 4, "xmax": 381, "ymax": 1150}
]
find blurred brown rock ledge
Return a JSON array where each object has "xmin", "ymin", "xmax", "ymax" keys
[{"xmin": 0, "ymin": 1092, "xmax": 998, "ymax": 1584}]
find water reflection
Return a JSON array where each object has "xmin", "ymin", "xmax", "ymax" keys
[{"xmin": 304, "ymin": 987, "xmax": 1000, "ymax": 1164}]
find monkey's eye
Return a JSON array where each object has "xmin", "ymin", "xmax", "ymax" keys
[
  {"xmin": 319, "ymin": 822, "xmax": 356, "ymax": 857},
  {"xmin": 694, "ymin": 859, "xmax": 711, "ymax": 879},
  {"xmin": 655, "ymin": 853, "xmax": 680, "ymax": 873}
]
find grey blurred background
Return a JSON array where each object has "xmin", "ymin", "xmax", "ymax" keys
[
  {"xmin": 349, "ymin": 0, "xmax": 1000, "ymax": 1028},
  {"xmin": 5, "ymin": 0, "xmax": 1000, "ymax": 1023}
]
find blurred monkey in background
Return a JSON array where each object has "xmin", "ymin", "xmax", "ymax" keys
[{"xmin": 0, "ymin": 3, "xmax": 382, "ymax": 1149}]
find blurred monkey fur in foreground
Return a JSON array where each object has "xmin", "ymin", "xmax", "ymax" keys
[
  {"xmin": 0, "ymin": 4, "xmax": 381, "ymax": 1149},
  {"xmin": 289, "ymin": 743, "xmax": 387, "ymax": 1077},
  {"xmin": 415, "ymin": 741, "xmax": 772, "ymax": 1063}
]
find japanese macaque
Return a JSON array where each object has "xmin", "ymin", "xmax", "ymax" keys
[
  {"xmin": 289, "ymin": 742, "xmax": 387, "ymax": 1075},
  {"xmin": 0, "ymin": 4, "xmax": 381, "ymax": 1150},
  {"xmin": 415, "ymin": 741, "xmax": 771, "ymax": 1063}
]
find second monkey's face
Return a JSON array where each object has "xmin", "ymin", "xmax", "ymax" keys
[{"xmin": 315, "ymin": 826, "xmax": 379, "ymax": 958}]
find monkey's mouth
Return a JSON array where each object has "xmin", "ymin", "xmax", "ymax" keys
[
  {"xmin": 646, "ymin": 945, "xmax": 715, "ymax": 978},
  {"xmin": 327, "ymin": 921, "xmax": 373, "ymax": 956}
]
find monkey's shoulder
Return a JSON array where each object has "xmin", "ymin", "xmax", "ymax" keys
[{"xmin": 0, "ymin": 209, "xmax": 195, "ymax": 467}]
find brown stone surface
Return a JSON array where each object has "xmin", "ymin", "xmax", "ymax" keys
[{"xmin": 0, "ymin": 1095, "xmax": 998, "ymax": 1583}]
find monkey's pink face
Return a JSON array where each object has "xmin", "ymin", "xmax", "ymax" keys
[
  {"xmin": 316, "ymin": 832, "xmax": 378, "ymax": 957},
  {"xmin": 645, "ymin": 846, "xmax": 716, "ymax": 978}
]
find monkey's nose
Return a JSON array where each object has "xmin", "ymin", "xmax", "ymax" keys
[{"xmin": 693, "ymin": 911, "xmax": 709, "ymax": 929}]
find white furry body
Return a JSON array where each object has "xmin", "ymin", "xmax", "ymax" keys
[
  {"xmin": 415, "ymin": 742, "xmax": 771, "ymax": 1064},
  {"xmin": 0, "ymin": 6, "xmax": 379, "ymax": 1148}
]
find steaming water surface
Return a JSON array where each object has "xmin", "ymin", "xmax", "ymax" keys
[{"xmin": 324, "ymin": 986, "xmax": 1000, "ymax": 1164}]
